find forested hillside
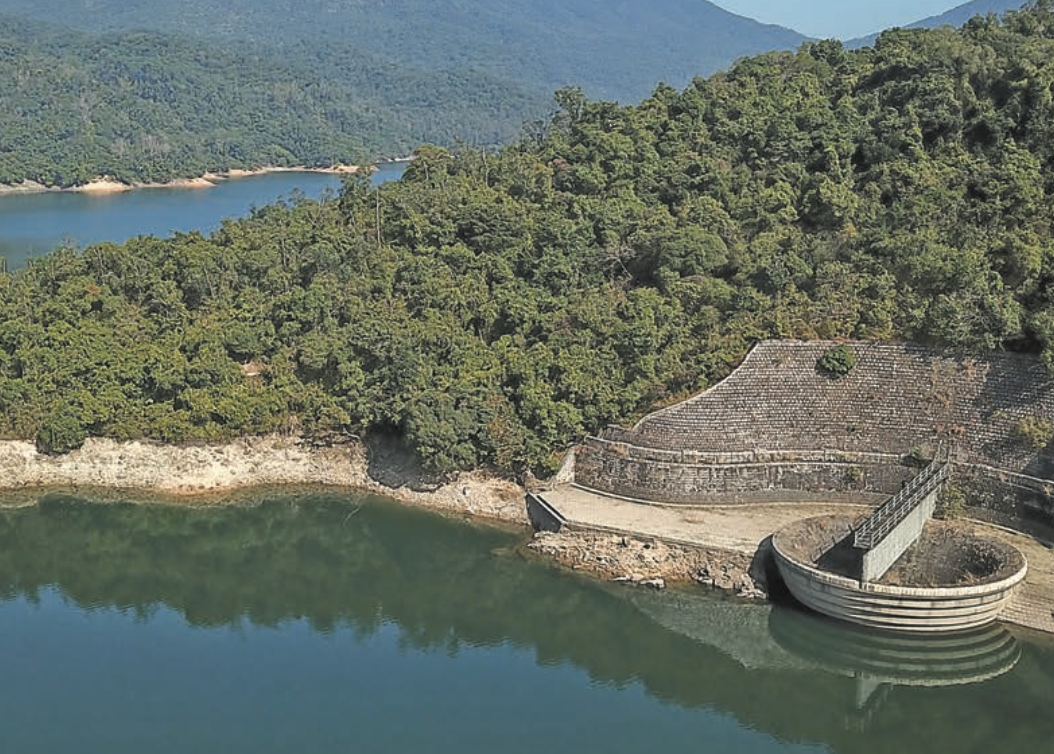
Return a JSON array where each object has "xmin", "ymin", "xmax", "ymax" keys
[
  {"xmin": 0, "ymin": 15, "xmax": 542, "ymax": 186},
  {"xmin": 2, "ymin": 3, "xmax": 1054, "ymax": 474},
  {"xmin": 0, "ymin": 0, "xmax": 806, "ymax": 102},
  {"xmin": 0, "ymin": 1, "xmax": 805, "ymax": 186},
  {"xmin": 907, "ymin": 0, "xmax": 1025, "ymax": 30}
]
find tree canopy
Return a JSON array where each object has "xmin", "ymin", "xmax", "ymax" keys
[
  {"xmin": 0, "ymin": 14, "xmax": 541, "ymax": 186},
  {"xmin": 3, "ymin": 3, "xmax": 1054, "ymax": 474}
]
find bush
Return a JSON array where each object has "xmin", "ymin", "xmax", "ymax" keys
[
  {"xmin": 935, "ymin": 484, "xmax": 966, "ymax": 520},
  {"xmin": 1013, "ymin": 416, "xmax": 1054, "ymax": 450},
  {"xmin": 36, "ymin": 407, "xmax": 87, "ymax": 455},
  {"xmin": 817, "ymin": 345, "xmax": 856, "ymax": 377}
]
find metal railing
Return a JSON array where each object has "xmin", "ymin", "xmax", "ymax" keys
[{"xmin": 853, "ymin": 456, "xmax": 949, "ymax": 550}]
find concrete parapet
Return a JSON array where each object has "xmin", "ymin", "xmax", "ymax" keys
[{"xmin": 526, "ymin": 492, "xmax": 566, "ymax": 533}]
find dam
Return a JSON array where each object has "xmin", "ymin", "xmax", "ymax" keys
[{"xmin": 532, "ymin": 340, "xmax": 1054, "ymax": 634}]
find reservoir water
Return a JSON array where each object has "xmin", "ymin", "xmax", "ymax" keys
[
  {"xmin": 0, "ymin": 162, "xmax": 405, "ymax": 269},
  {"xmin": 1, "ymin": 490, "xmax": 1052, "ymax": 754}
]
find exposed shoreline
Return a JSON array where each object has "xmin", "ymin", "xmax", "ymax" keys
[
  {"xmin": 0, "ymin": 435, "xmax": 528, "ymax": 525},
  {"xmin": 0, "ymin": 435, "xmax": 760, "ymax": 592},
  {"xmin": 0, "ymin": 164, "xmax": 362, "ymax": 197},
  {"xmin": 3, "ymin": 434, "xmax": 1048, "ymax": 634}
]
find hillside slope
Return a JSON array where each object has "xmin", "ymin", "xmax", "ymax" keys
[
  {"xmin": 849, "ymin": 0, "xmax": 1026, "ymax": 45},
  {"xmin": 0, "ymin": 0, "xmax": 809, "ymax": 185},
  {"xmin": 0, "ymin": 0, "xmax": 806, "ymax": 102},
  {"xmin": 907, "ymin": 0, "xmax": 1027, "ymax": 29},
  {"xmin": 0, "ymin": 15, "xmax": 543, "ymax": 185}
]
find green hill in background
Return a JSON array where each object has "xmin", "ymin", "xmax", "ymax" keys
[
  {"xmin": 0, "ymin": 0, "xmax": 806, "ymax": 186},
  {"xmin": 848, "ymin": 0, "xmax": 1025, "ymax": 46},
  {"xmin": 0, "ymin": 0, "xmax": 807, "ymax": 101},
  {"xmin": 906, "ymin": 0, "xmax": 1026, "ymax": 30},
  {"xmin": 0, "ymin": 15, "xmax": 544, "ymax": 185}
]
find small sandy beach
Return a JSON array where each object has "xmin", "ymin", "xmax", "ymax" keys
[{"xmin": 0, "ymin": 165, "xmax": 361, "ymax": 197}]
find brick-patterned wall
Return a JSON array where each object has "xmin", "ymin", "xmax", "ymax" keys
[
  {"xmin": 606, "ymin": 341, "xmax": 1054, "ymax": 473},
  {"xmin": 955, "ymin": 466, "xmax": 1054, "ymax": 536},
  {"xmin": 575, "ymin": 341, "xmax": 1054, "ymax": 532},
  {"xmin": 575, "ymin": 440, "xmax": 909, "ymax": 504}
]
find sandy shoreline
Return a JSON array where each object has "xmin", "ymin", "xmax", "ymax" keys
[{"xmin": 0, "ymin": 164, "xmax": 362, "ymax": 197}]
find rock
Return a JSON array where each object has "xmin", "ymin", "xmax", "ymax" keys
[
  {"xmin": 641, "ymin": 578, "xmax": 666, "ymax": 590},
  {"xmin": 736, "ymin": 586, "xmax": 768, "ymax": 601}
]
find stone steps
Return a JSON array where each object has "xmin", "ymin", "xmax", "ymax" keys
[{"xmin": 1002, "ymin": 589, "xmax": 1054, "ymax": 634}]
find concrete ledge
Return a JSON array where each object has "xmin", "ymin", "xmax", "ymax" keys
[{"xmin": 526, "ymin": 492, "xmax": 566, "ymax": 532}]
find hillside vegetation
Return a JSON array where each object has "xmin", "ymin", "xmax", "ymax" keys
[
  {"xmin": 0, "ymin": 15, "xmax": 542, "ymax": 185},
  {"xmin": 0, "ymin": 0, "xmax": 806, "ymax": 102},
  {"xmin": 906, "ymin": 0, "xmax": 1025, "ymax": 31},
  {"xmin": 2, "ymin": 3, "xmax": 1054, "ymax": 474},
  {"xmin": 848, "ymin": 0, "xmax": 1025, "ymax": 46},
  {"xmin": 0, "ymin": 1, "xmax": 805, "ymax": 186}
]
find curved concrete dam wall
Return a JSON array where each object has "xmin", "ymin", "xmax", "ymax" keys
[
  {"xmin": 771, "ymin": 529, "xmax": 1028, "ymax": 633},
  {"xmin": 573, "ymin": 341, "xmax": 1054, "ymax": 535}
]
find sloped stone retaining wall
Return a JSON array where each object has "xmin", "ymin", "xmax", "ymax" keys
[
  {"xmin": 574, "ymin": 341, "xmax": 1054, "ymax": 536},
  {"xmin": 575, "ymin": 440, "xmax": 908, "ymax": 505}
]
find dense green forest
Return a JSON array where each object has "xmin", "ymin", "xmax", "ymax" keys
[
  {"xmin": 0, "ymin": 1, "xmax": 806, "ymax": 186},
  {"xmin": 3, "ymin": 3, "xmax": 1054, "ymax": 474},
  {"xmin": 0, "ymin": 0, "xmax": 806, "ymax": 102},
  {"xmin": 0, "ymin": 15, "xmax": 543, "ymax": 185}
]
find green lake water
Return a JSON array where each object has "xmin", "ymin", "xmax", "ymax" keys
[{"xmin": 1, "ymin": 490, "xmax": 1052, "ymax": 753}]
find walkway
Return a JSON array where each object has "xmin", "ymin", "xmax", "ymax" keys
[
  {"xmin": 853, "ymin": 457, "xmax": 949, "ymax": 582},
  {"xmin": 853, "ymin": 458, "xmax": 948, "ymax": 549}
]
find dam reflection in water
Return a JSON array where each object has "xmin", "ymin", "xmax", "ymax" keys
[
  {"xmin": 625, "ymin": 585, "xmax": 1024, "ymax": 731},
  {"xmin": 767, "ymin": 606, "xmax": 1021, "ymax": 719}
]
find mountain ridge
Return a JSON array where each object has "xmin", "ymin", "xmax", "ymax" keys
[
  {"xmin": 848, "ymin": 0, "xmax": 1026, "ymax": 46},
  {"xmin": 0, "ymin": 0, "xmax": 808, "ymax": 102}
]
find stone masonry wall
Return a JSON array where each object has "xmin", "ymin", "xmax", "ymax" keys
[
  {"xmin": 574, "ymin": 341, "xmax": 1054, "ymax": 531},
  {"xmin": 575, "ymin": 439, "xmax": 907, "ymax": 504},
  {"xmin": 608, "ymin": 341, "xmax": 1054, "ymax": 473},
  {"xmin": 955, "ymin": 466, "xmax": 1054, "ymax": 537}
]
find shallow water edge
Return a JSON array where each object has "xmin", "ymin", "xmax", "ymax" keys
[{"xmin": 0, "ymin": 434, "xmax": 529, "ymax": 525}]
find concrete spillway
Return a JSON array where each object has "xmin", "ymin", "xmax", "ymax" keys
[{"xmin": 773, "ymin": 515, "xmax": 1028, "ymax": 633}]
